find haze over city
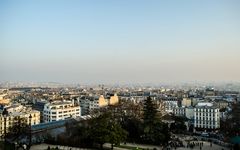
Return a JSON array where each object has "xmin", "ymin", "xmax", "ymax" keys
[
  {"xmin": 1, "ymin": 0, "xmax": 240, "ymax": 84},
  {"xmin": 2, "ymin": 1, "xmax": 240, "ymax": 150}
]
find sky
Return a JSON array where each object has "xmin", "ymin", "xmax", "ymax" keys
[{"xmin": 0, "ymin": 0, "xmax": 240, "ymax": 84}]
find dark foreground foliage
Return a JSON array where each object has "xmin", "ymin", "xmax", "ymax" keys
[{"xmin": 45, "ymin": 97, "xmax": 170, "ymax": 149}]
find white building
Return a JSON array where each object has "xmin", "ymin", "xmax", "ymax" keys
[
  {"xmin": 43, "ymin": 100, "xmax": 81, "ymax": 123},
  {"xmin": 173, "ymin": 106, "xmax": 194, "ymax": 120},
  {"xmin": 80, "ymin": 95, "xmax": 108, "ymax": 115},
  {"xmin": 163, "ymin": 98, "xmax": 178, "ymax": 113},
  {"xmin": 80, "ymin": 94, "xmax": 119, "ymax": 115},
  {"xmin": 185, "ymin": 107, "xmax": 194, "ymax": 120},
  {"xmin": 194, "ymin": 105, "xmax": 220, "ymax": 130},
  {"xmin": 173, "ymin": 107, "xmax": 185, "ymax": 116}
]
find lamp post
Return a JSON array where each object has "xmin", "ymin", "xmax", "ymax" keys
[
  {"xmin": 28, "ymin": 114, "xmax": 32, "ymax": 150},
  {"xmin": 2, "ymin": 108, "xmax": 8, "ymax": 150}
]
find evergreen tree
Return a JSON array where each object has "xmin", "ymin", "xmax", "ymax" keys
[
  {"xmin": 142, "ymin": 96, "xmax": 170, "ymax": 145},
  {"xmin": 230, "ymin": 102, "xmax": 240, "ymax": 136},
  {"xmin": 143, "ymin": 96, "xmax": 158, "ymax": 143},
  {"xmin": 143, "ymin": 96, "xmax": 158, "ymax": 126}
]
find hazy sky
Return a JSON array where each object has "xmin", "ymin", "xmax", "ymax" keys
[{"xmin": 1, "ymin": 0, "xmax": 240, "ymax": 84}]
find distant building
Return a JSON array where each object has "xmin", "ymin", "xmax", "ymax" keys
[
  {"xmin": 0, "ymin": 94, "xmax": 10, "ymax": 106},
  {"xmin": 43, "ymin": 100, "xmax": 81, "ymax": 123},
  {"xmin": 108, "ymin": 94, "xmax": 119, "ymax": 105},
  {"xmin": 215, "ymin": 100, "xmax": 229, "ymax": 109},
  {"xmin": 173, "ymin": 107, "xmax": 185, "ymax": 116},
  {"xmin": 173, "ymin": 106, "xmax": 194, "ymax": 120},
  {"xmin": 33, "ymin": 100, "xmax": 48, "ymax": 122},
  {"xmin": 80, "ymin": 94, "xmax": 119, "ymax": 115},
  {"xmin": 182, "ymin": 98, "xmax": 192, "ymax": 107},
  {"xmin": 205, "ymin": 88, "xmax": 215, "ymax": 96},
  {"xmin": 163, "ymin": 97, "xmax": 179, "ymax": 113},
  {"xmin": 185, "ymin": 107, "xmax": 194, "ymax": 120}
]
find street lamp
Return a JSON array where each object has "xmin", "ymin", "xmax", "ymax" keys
[
  {"xmin": 28, "ymin": 114, "xmax": 32, "ymax": 150},
  {"xmin": 2, "ymin": 108, "xmax": 8, "ymax": 150}
]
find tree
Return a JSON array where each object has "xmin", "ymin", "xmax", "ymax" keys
[
  {"xmin": 108, "ymin": 121, "xmax": 128, "ymax": 149},
  {"xmin": 170, "ymin": 116, "xmax": 187, "ymax": 134},
  {"xmin": 231, "ymin": 102, "xmax": 240, "ymax": 135},
  {"xmin": 121, "ymin": 117, "xmax": 143, "ymax": 143},
  {"xmin": 143, "ymin": 96, "xmax": 158, "ymax": 143},
  {"xmin": 142, "ymin": 96, "xmax": 170, "ymax": 145},
  {"xmin": 152, "ymin": 122, "xmax": 170, "ymax": 145},
  {"xmin": 143, "ymin": 97, "xmax": 158, "ymax": 125},
  {"xmin": 6, "ymin": 117, "xmax": 29, "ymax": 141},
  {"xmin": 89, "ymin": 112, "xmax": 127, "ymax": 149}
]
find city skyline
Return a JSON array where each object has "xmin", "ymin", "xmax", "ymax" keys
[{"xmin": 1, "ymin": 0, "xmax": 240, "ymax": 84}]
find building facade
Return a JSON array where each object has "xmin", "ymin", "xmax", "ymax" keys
[
  {"xmin": 43, "ymin": 100, "xmax": 81, "ymax": 123},
  {"xmin": 80, "ymin": 94, "xmax": 119, "ymax": 115},
  {"xmin": 163, "ymin": 98, "xmax": 179, "ymax": 113},
  {"xmin": 0, "ymin": 105, "xmax": 40, "ymax": 136},
  {"xmin": 194, "ymin": 106, "xmax": 220, "ymax": 130}
]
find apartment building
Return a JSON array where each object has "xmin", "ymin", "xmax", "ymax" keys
[
  {"xmin": 163, "ymin": 97, "xmax": 179, "ymax": 113},
  {"xmin": 43, "ymin": 100, "xmax": 81, "ymax": 123},
  {"xmin": 173, "ymin": 106, "xmax": 194, "ymax": 119},
  {"xmin": 0, "ymin": 104, "xmax": 40, "ymax": 136},
  {"xmin": 182, "ymin": 98, "xmax": 192, "ymax": 107},
  {"xmin": 194, "ymin": 105, "xmax": 220, "ymax": 130},
  {"xmin": 80, "ymin": 94, "xmax": 119, "ymax": 115}
]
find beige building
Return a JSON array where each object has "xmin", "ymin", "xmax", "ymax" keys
[
  {"xmin": 98, "ymin": 95, "xmax": 108, "ymax": 107},
  {"xmin": 0, "ymin": 105, "xmax": 40, "ymax": 136},
  {"xmin": 182, "ymin": 98, "xmax": 192, "ymax": 107},
  {"xmin": 80, "ymin": 94, "xmax": 119, "ymax": 115},
  {"xmin": 109, "ymin": 94, "xmax": 119, "ymax": 105},
  {"xmin": 0, "ymin": 94, "xmax": 10, "ymax": 105}
]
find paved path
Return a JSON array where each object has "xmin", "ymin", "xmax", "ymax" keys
[
  {"xmin": 176, "ymin": 141, "xmax": 229, "ymax": 150},
  {"xmin": 30, "ymin": 144, "xmax": 93, "ymax": 150},
  {"xmin": 173, "ymin": 134, "xmax": 230, "ymax": 150},
  {"xmin": 30, "ymin": 141, "xmax": 230, "ymax": 150}
]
